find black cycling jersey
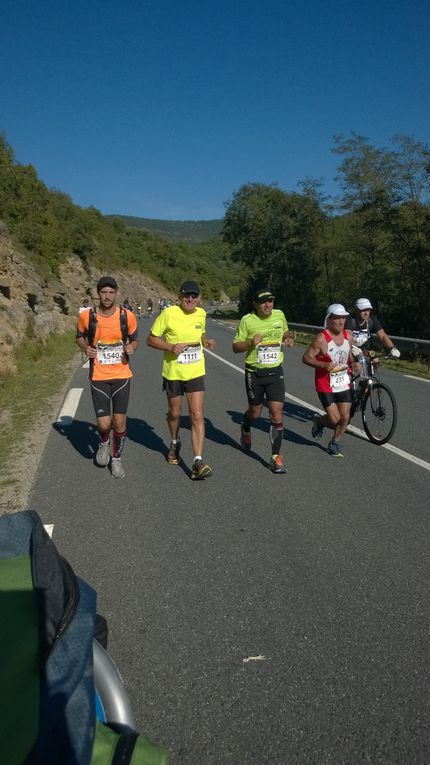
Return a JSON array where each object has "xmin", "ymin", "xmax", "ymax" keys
[{"xmin": 344, "ymin": 314, "xmax": 383, "ymax": 348}]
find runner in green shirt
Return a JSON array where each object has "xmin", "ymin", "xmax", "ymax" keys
[{"xmin": 233, "ymin": 287, "xmax": 294, "ymax": 473}]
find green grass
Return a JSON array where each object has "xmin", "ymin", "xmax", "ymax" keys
[{"xmin": 0, "ymin": 331, "xmax": 80, "ymax": 486}]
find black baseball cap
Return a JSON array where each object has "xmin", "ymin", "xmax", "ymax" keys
[
  {"xmin": 97, "ymin": 276, "xmax": 118, "ymax": 291},
  {"xmin": 254, "ymin": 288, "xmax": 275, "ymax": 303},
  {"xmin": 179, "ymin": 280, "xmax": 200, "ymax": 295}
]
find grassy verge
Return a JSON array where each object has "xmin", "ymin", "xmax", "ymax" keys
[{"xmin": 0, "ymin": 331, "xmax": 80, "ymax": 492}]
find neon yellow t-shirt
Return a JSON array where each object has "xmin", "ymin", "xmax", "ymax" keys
[
  {"xmin": 234, "ymin": 309, "xmax": 288, "ymax": 368},
  {"xmin": 150, "ymin": 305, "xmax": 207, "ymax": 381}
]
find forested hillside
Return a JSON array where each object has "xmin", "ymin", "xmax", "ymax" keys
[
  {"xmin": 223, "ymin": 134, "xmax": 430, "ymax": 337},
  {"xmin": 0, "ymin": 135, "xmax": 243, "ymax": 300},
  {"xmin": 110, "ymin": 215, "xmax": 222, "ymax": 244},
  {"xmin": 1, "ymin": 132, "xmax": 429, "ymax": 338}
]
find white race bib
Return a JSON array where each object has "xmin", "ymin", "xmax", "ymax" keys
[
  {"xmin": 329, "ymin": 368, "xmax": 350, "ymax": 391},
  {"xmin": 177, "ymin": 345, "xmax": 202, "ymax": 365},
  {"xmin": 352, "ymin": 330, "xmax": 369, "ymax": 347},
  {"xmin": 97, "ymin": 342, "xmax": 123, "ymax": 365},
  {"xmin": 256, "ymin": 344, "xmax": 281, "ymax": 365}
]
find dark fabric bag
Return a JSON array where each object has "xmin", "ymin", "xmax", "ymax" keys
[{"xmin": 0, "ymin": 510, "xmax": 167, "ymax": 765}]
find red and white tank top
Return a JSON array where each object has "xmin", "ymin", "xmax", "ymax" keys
[{"xmin": 315, "ymin": 330, "xmax": 351, "ymax": 393}]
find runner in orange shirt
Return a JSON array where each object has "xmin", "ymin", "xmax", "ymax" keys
[{"xmin": 76, "ymin": 276, "xmax": 138, "ymax": 478}]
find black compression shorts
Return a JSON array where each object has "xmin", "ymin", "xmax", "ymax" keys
[
  {"xmin": 90, "ymin": 379, "xmax": 131, "ymax": 417},
  {"xmin": 162, "ymin": 375, "xmax": 205, "ymax": 398},
  {"xmin": 244, "ymin": 365, "xmax": 285, "ymax": 406},
  {"xmin": 317, "ymin": 389, "xmax": 352, "ymax": 408}
]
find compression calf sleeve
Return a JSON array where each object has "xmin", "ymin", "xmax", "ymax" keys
[
  {"xmin": 113, "ymin": 430, "xmax": 126, "ymax": 458},
  {"xmin": 242, "ymin": 412, "xmax": 253, "ymax": 433},
  {"xmin": 270, "ymin": 422, "xmax": 284, "ymax": 455}
]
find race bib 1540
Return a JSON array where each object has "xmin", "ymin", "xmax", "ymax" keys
[{"xmin": 97, "ymin": 342, "xmax": 123, "ymax": 364}]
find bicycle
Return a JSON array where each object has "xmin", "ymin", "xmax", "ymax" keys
[{"xmin": 350, "ymin": 354, "xmax": 398, "ymax": 445}]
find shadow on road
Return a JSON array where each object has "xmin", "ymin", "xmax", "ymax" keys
[{"xmin": 53, "ymin": 418, "xmax": 98, "ymax": 459}]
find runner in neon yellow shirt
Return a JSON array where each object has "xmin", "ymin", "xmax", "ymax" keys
[
  {"xmin": 147, "ymin": 280, "xmax": 216, "ymax": 480},
  {"xmin": 233, "ymin": 286, "xmax": 294, "ymax": 473}
]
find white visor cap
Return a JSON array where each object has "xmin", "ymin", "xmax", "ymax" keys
[
  {"xmin": 324, "ymin": 303, "xmax": 349, "ymax": 327},
  {"xmin": 355, "ymin": 298, "xmax": 373, "ymax": 310}
]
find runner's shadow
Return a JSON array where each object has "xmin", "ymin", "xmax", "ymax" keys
[
  {"xmin": 227, "ymin": 407, "xmax": 326, "ymax": 451},
  {"xmin": 52, "ymin": 418, "xmax": 99, "ymax": 459},
  {"xmin": 127, "ymin": 417, "xmax": 192, "ymax": 478}
]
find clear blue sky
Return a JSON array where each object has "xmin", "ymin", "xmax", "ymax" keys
[{"xmin": 1, "ymin": 0, "xmax": 428, "ymax": 220}]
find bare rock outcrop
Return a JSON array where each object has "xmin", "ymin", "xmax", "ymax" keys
[{"xmin": 0, "ymin": 235, "xmax": 175, "ymax": 376}]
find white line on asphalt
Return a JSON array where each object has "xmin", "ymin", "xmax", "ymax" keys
[
  {"xmin": 43, "ymin": 524, "xmax": 54, "ymax": 537},
  {"xmin": 205, "ymin": 349, "xmax": 430, "ymax": 472},
  {"xmin": 404, "ymin": 374, "xmax": 430, "ymax": 383},
  {"xmin": 57, "ymin": 387, "xmax": 84, "ymax": 426}
]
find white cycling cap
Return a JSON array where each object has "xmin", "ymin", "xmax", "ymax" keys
[
  {"xmin": 355, "ymin": 298, "xmax": 373, "ymax": 310},
  {"xmin": 324, "ymin": 303, "xmax": 349, "ymax": 327}
]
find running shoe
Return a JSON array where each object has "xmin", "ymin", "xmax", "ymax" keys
[
  {"xmin": 269, "ymin": 454, "xmax": 287, "ymax": 473},
  {"xmin": 95, "ymin": 440, "xmax": 110, "ymax": 467},
  {"xmin": 191, "ymin": 459, "xmax": 212, "ymax": 480},
  {"xmin": 111, "ymin": 457, "xmax": 126, "ymax": 478},
  {"xmin": 327, "ymin": 440, "xmax": 343, "ymax": 458},
  {"xmin": 240, "ymin": 425, "xmax": 252, "ymax": 450},
  {"xmin": 167, "ymin": 438, "xmax": 181, "ymax": 464},
  {"xmin": 311, "ymin": 413, "xmax": 324, "ymax": 440}
]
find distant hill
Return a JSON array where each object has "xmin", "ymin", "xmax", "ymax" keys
[{"xmin": 109, "ymin": 215, "xmax": 223, "ymax": 243}]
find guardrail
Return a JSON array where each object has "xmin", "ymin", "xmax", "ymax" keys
[
  {"xmin": 209, "ymin": 310, "xmax": 430, "ymax": 360},
  {"xmin": 289, "ymin": 323, "xmax": 430, "ymax": 361}
]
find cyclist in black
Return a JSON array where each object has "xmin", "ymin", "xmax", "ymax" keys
[{"xmin": 345, "ymin": 298, "xmax": 400, "ymax": 357}]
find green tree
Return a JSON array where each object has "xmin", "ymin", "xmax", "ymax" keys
[{"xmin": 222, "ymin": 183, "xmax": 323, "ymax": 321}]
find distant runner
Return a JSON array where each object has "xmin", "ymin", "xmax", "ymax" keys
[
  {"xmin": 76, "ymin": 276, "xmax": 138, "ymax": 478},
  {"xmin": 233, "ymin": 286, "xmax": 294, "ymax": 474},
  {"xmin": 147, "ymin": 280, "xmax": 216, "ymax": 480},
  {"xmin": 302, "ymin": 303, "xmax": 353, "ymax": 458}
]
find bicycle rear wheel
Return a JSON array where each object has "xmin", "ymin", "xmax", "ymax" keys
[{"xmin": 361, "ymin": 382, "xmax": 397, "ymax": 444}]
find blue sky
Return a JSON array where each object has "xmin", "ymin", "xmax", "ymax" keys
[{"xmin": 1, "ymin": 0, "xmax": 428, "ymax": 220}]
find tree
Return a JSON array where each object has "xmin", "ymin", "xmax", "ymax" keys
[{"xmin": 222, "ymin": 183, "xmax": 323, "ymax": 321}]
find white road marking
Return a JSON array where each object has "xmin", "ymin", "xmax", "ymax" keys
[
  {"xmin": 205, "ymin": 349, "xmax": 430, "ymax": 472},
  {"xmin": 243, "ymin": 655, "xmax": 266, "ymax": 663},
  {"xmin": 43, "ymin": 524, "xmax": 54, "ymax": 537},
  {"xmin": 404, "ymin": 374, "xmax": 430, "ymax": 383},
  {"xmin": 57, "ymin": 387, "xmax": 84, "ymax": 426}
]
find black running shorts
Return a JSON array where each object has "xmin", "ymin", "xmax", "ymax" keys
[
  {"xmin": 244, "ymin": 365, "xmax": 285, "ymax": 406},
  {"xmin": 317, "ymin": 389, "xmax": 352, "ymax": 408},
  {"xmin": 90, "ymin": 379, "xmax": 131, "ymax": 417},
  {"xmin": 163, "ymin": 375, "xmax": 205, "ymax": 398}
]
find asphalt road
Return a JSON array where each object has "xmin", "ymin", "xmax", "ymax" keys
[{"xmin": 29, "ymin": 315, "xmax": 430, "ymax": 764}]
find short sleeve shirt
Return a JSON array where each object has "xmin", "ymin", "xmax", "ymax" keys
[
  {"xmin": 234, "ymin": 309, "xmax": 288, "ymax": 369},
  {"xmin": 77, "ymin": 307, "xmax": 137, "ymax": 381},
  {"xmin": 344, "ymin": 314, "xmax": 383, "ymax": 348},
  {"xmin": 150, "ymin": 305, "xmax": 207, "ymax": 381}
]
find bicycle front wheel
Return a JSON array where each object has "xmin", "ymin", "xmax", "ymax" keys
[{"xmin": 361, "ymin": 382, "xmax": 397, "ymax": 445}]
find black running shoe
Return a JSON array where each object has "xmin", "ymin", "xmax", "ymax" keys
[{"xmin": 191, "ymin": 459, "xmax": 212, "ymax": 480}]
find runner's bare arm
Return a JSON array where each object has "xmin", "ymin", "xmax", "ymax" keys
[
  {"xmin": 302, "ymin": 333, "xmax": 334, "ymax": 371},
  {"xmin": 282, "ymin": 331, "xmax": 294, "ymax": 348},
  {"xmin": 202, "ymin": 333, "xmax": 216, "ymax": 350},
  {"xmin": 76, "ymin": 336, "xmax": 97, "ymax": 358},
  {"xmin": 146, "ymin": 333, "xmax": 188, "ymax": 355},
  {"xmin": 233, "ymin": 334, "xmax": 263, "ymax": 353}
]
